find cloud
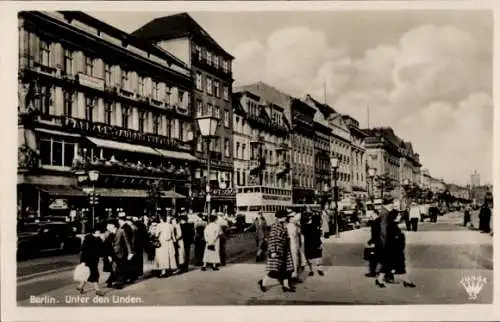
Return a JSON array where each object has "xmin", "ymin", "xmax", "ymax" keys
[{"xmin": 232, "ymin": 23, "xmax": 492, "ymax": 185}]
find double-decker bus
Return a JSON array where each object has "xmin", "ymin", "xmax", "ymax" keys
[{"xmin": 236, "ymin": 186, "xmax": 293, "ymax": 225}]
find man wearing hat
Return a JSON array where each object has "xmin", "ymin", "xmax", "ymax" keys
[
  {"xmin": 217, "ymin": 212, "xmax": 228, "ymax": 266},
  {"xmin": 258, "ymin": 209, "xmax": 295, "ymax": 293}
]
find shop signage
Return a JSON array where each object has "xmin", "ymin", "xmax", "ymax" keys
[
  {"xmin": 49, "ymin": 199, "xmax": 68, "ymax": 210},
  {"xmin": 78, "ymin": 73, "xmax": 105, "ymax": 91}
]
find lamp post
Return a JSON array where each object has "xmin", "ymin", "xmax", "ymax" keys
[
  {"xmin": 330, "ymin": 156, "xmax": 339, "ymax": 237},
  {"xmin": 88, "ymin": 170, "xmax": 100, "ymax": 230},
  {"xmin": 196, "ymin": 115, "xmax": 219, "ymax": 216},
  {"xmin": 367, "ymin": 168, "xmax": 376, "ymax": 202}
]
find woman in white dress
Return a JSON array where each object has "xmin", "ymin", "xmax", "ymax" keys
[
  {"xmin": 201, "ymin": 215, "xmax": 221, "ymax": 271},
  {"xmin": 155, "ymin": 214, "xmax": 177, "ymax": 278},
  {"xmin": 287, "ymin": 212, "xmax": 306, "ymax": 282}
]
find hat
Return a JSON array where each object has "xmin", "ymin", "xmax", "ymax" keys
[
  {"xmin": 180, "ymin": 207, "xmax": 186, "ymax": 212},
  {"xmin": 275, "ymin": 209, "xmax": 288, "ymax": 219},
  {"xmin": 118, "ymin": 212, "xmax": 126, "ymax": 219}
]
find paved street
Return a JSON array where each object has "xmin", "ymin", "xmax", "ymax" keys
[{"xmin": 18, "ymin": 212, "xmax": 492, "ymax": 306}]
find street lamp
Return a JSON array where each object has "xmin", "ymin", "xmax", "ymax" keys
[
  {"xmin": 196, "ymin": 115, "xmax": 218, "ymax": 216},
  {"xmin": 367, "ymin": 168, "xmax": 376, "ymax": 201},
  {"xmin": 330, "ymin": 156, "xmax": 339, "ymax": 237},
  {"xmin": 88, "ymin": 170, "xmax": 100, "ymax": 230}
]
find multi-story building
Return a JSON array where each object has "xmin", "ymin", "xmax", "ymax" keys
[
  {"xmin": 290, "ymin": 99, "xmax": 316, "ymax": 204},
  {"xmin": 363, "ymin": 127, "xmax": 403, "ymax": 198},
  {"xmin": 232, "ymin": 88, "xmax": 292, "ymax": 218},
  {"xmin": 342, "ymin": 115, "xmax": 369, "ymax": 199},
  {"xmin": 18, "ymin": 11, "xmax": 195, "ymax": 219},
  {"xmin": 429, "ymin": 176, "xmax": 447, "ymax": 194},
  {"xmin": 420, "ymin": 168, "xmax": 432, "ymax": 190},
  {"xmin": 304, "ymin": 95, "xmax": 333, "ymax": 204},
  {"xmin": 329, "ymin": 112, "xmax": 353, "ymax": 196},
  {"xmin": 132, "ymin": 13, "xmax": 235, "ymax": 213},
  {"xmin": 399, "ymin": 142, "xmax": 421, "ymax": 185}
]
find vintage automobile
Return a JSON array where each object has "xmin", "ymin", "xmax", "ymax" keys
[{"xmin": 17, "ymin": 221, "xmax": 81, "ymax": 258}]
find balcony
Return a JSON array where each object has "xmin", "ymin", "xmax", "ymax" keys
[
  {"xmin": 275, "ymin": 142, "xmax": 290, "ymax": 151},
  {"xmin": 72, "ymin": 158, "xmax": 192, "ymax": 184},
  {"xmin": 151, "ymin": 98, "xmax": 164, "ymax": 108},
  {"xmin": 249, "ymin": 157, "xmax": 266, "ymax": 174},
  {"xmin": 117, "ymin": 88, "xmax": 136, "ymax": 100},
  {"xmin": 36, "ymin": 115, "xmax": 183, "ymax": 150},
  {"xmin": 250, "ymin": 134, "xmax": 265, "ymax": 145},
  {"xmin": 77, "ymin": 73, "xmax": 104, "ymax": 91},
  {"xmin": 277, "ymin": 161, "xmax": 291, "ymax": 177}
]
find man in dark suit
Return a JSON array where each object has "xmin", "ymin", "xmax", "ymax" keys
[{"xmin": 106, "ymin": 217, "xmax": 134, "ymax": 288}]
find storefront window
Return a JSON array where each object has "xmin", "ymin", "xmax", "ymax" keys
[{"xmin": 40, "ymin": 138, "xmax": 75, "ymax": 167}]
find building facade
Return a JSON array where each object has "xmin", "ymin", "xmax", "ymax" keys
[
  {"xmin": 18, "ymin": 11, "xmax": 195, "ymax": 220},
  {"xmin": 399, "ymin": 142, "xmax": 421, "ymax": 185},
  {"xmin": 290, "ymin": 99, "xmax": 317, "ymax": 204},
  {"xmin": 132, "ymin": 13, "xmax": 236, "ymax": 213},
  {"xmin": 420, "ymin": 168, "xmax": 432, "ymax": 190},
  {"xmin": 232, "ymin": 89, "xmax": 292, "ymax": 215},
  {"xmin": 329, "ymin": 113, "xmax": 353, "ymax": 196},
  {"xmin": 342, "ymin": 116, "xmax": 368, "ymax": 199}
]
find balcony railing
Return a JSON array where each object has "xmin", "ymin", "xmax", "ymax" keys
[
  {"xmin": 36, "ymin": 115, "xmax": 183, "ymax": 150},
  {"xmin": 277, "ymin": 161, "xmax": 291, "ymax": 177},
  {"xmin": 72, "ymin": 159, "xmax": 192, "ymax": 181}
]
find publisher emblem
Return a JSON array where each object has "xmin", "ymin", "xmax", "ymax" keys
[{"xmin": 459, "ymin": 275, "xmax": 487, "ymax": 300}]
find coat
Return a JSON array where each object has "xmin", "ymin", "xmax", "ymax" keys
[
  {"xmin": 303, "ymin": 215, "xmax": 323, "ymax": 260},
  {"xmin": 113, "ymin": 226, "xmax": 133, "ymax": 260},
  {"xmin": 203, "ymin": 222, "xmax": 221, "ymax": 264},
  {"xmin": 155, "ymin": 222, "xmax": 177, "ymax": 270},
  {"xmin": 80, "ymin": 234, "xmax": 103, "ymax": 283},
  {"xmin": 368, "ymin": 210, "xmax": 406, "ymax": 274},
  {"xmin": 173, "ymin": 221, "xmax": 185, "ymax": 265},
  {"xmin": 266, "ymin": 221, "xmax": 294, "ymax": 279}
]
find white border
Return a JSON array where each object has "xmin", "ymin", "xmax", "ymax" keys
[{"xmin": 1, "ymin": 1, "xmax": 498, "ymax": 322}]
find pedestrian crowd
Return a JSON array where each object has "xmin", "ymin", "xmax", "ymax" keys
[{"xmin": 76, "ymin": 208, "xmax": 231, "ymax": 296}]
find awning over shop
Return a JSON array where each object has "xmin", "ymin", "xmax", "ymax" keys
[
  {"xmin": 94, "ymin": 188, "xmax": 148, "ymax": 198},
  {"xmin": 35, "ymin": 128, "xmax": 81, "ymax": 137},
  {"xmin": 37, "ymin": 185, "xmax": 87, "ymax": 197},
  {"xmin": 154, "ymin": 148, "xmax": 197, "ymax": 162},
  {"xmin": 161, "ymin": 190, "xmax": 186, "ymax": 199},
  {"xmin": 87, "ymin": 137, "xmax": 160, "ymax": 156}
]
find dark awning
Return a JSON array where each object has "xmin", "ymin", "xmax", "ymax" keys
[
  {"xmin": 37, "ymin": 185, "xmax": 87, "ymax": 197},
  {"xmin": 87, "ymin": 137, "xmax": 160, "ymax": 156}
]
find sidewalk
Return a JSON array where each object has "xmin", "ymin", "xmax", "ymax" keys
[{"xmin": 19, "ymin": 262, "xmax": 492, "ymax": 306}]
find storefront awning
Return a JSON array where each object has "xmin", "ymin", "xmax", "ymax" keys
[
  {"xmin": 161, "ymin": 190, "xmax": 186, "ymax": 199},
  {"xmin": 94, "ymin": 188, "xmax": 148, "ymax": 198},
  {"xmin": 37, "ymin": 185, "xmax": 87, "ymax": 197},
  {"xmin": 87, "ymin": 137, "xmax": 160, "ymax": 156},
  {"xmin": 35, "ymin": 128, "xmax": 81, "ymax": 137},
  {"xmin": 154, "ymin": 148, "xmax": 197, "ymax": 162}
]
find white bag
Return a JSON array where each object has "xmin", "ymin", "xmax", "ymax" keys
[{"xmin": 73, "ymin": 263, "xmax": 90, "ymax": 282}]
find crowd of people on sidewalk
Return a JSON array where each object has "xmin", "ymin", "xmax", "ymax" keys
[{"xmin": 77, "ymin": 208, "xmax": 232, "ymax": 296}]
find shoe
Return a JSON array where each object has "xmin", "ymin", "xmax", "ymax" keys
[
  {"xmin": 282, "ymin": 286, "xmax": 296, "ymax": 293},
  {"xmin": 258, "ymin": 280, "xmax": 267, "ymax": 292},
  {"xmin": 318, "ymin": 270, "xmax": 324, "ymax": 276},
  {"xmin": 201, "ymin": 267, "xmax": 207, "ymax": 271},
  {"xmin": 291, "ymin": 277, "xmax": 302, "ymax": 284},
  {"xmin": 375, "ymin": 280, "xmax": 386, "ymax": 288},
  {"xmin": 212, "ymin": 267, "xmax": 219, "ymax": 271},
  {"xmin": 308, "ymin": 271, "xmax": 314, "ymax": 276},
  {"xmin": 95, "ymin": 290, "xmax": 105, "ymax": 296},
  {"xmin": 76, "ymin": 287, "xmax": 84, "ymax": 294},
  {"xmin": 403, "ymin": 281, "xmax": 416, "ymax": 288}
]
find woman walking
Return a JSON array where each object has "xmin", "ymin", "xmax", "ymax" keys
[
  {"xmin": 286, "ymin": 212, "xmax": 306, "ymax": 282},
  {"xmin": 193, "ymin": 214, "xmax": 207, "ymax": 266},
  {"xmin": 172, "ymin": 216, "xmax": 185, "ymax": 274},
  {"xmin": 258, "ymin": 209, "xmax": 295, "ymax": 293},
  {"xmin": 303, "ymin": 211, "xmax": 324, "ymax": 276},
  {"xmin": 201, "ymin": 215, "xmax": 222, "ymax": 271},
  {"xmin": 77, "ymin": 226, "xmax": 105, "ymax": 296},
  {"xmin": 154, "ymin": 213, "xmax": 178, "ymax": 278}
]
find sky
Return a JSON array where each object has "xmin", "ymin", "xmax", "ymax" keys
[{"xmin": 89, "ymin": 10, "xmax": 493, "ymax": 186}]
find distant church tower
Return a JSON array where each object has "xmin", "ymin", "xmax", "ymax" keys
[{"xmin": 471, "ymin": 170, "xmax": 481, "ymax": 188}]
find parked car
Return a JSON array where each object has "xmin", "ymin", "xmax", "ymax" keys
[{"xmin": 17, "ymin": 221, "xmax": 81, "ymax": 258}]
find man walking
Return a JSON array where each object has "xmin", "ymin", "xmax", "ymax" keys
[
  {"xmin": 408, "ymin": 202, "xmax": 420, "ymax": 232},
  {"xmin": 246, "ymin": 211, "xmax": 268, "ymax": 262},
  {"xmin": 107, "ymin": 218, "xmax": 133, "ymax": 289},
  {"xmin": 479, "ymin": 202, "xmax": 492, "ymax": 233}
]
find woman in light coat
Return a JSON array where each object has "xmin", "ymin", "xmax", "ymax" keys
[
  {"xmin": 172, "ymin": 217, "xmax": 185, "ymax": 271},
  {"xmin": 201, "ymin": 215, "xmax": 221, "ymax": 271},
  {"xmin": 155, "ymin": 214, "xmax": 177, "ymax": 277},
  {"xmin": 286, "ymin": 212, "xmax": 306, "ymax": 282}
]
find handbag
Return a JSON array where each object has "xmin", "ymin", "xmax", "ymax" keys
[
  {"xmin": 73, "ymin": 263, "xmax": 90, "ymax": 282},
  {"xmin": 151, "ymin": 238, "xmax": 161, "ymax": 248},
  {"xmin": 207, "ymin": 244, "xmax": 215, "ymax": 251},
  {"xmin": 363, "ymin": 246, "xmax": 376, "ymax": 261}
]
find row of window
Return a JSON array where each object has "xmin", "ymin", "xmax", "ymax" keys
[
  {"xmin": 196, "ymin": 137, "xmax": 231, "ymax": 158},
  {"xmin": 38, "ymin": 39, "xmax": 189, "ymax": 104},
  {"xmin": 293, "ymin": 151, "xmax": 314, "ymax": 166},
  {"xmin": 193, "ymin": 44, "xmax": 231, "ymax": 73},
  {"xmin": 195, "ymin": 101, "xmax": 230, "ymax": 127},
  {"xmin": 40, "ymin": 138, "xmax": 76, "ymax": 168},
  {"xmin": 195, "ymin": 73, "xmax": 229, "ymax": 101},
  {"xmin": 234, "ymin": 170, "xmax": 291, "ymax": 188},
  {"xmin": 37, "ymin": 86, "xmax": 190, "ymax": 139}
]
